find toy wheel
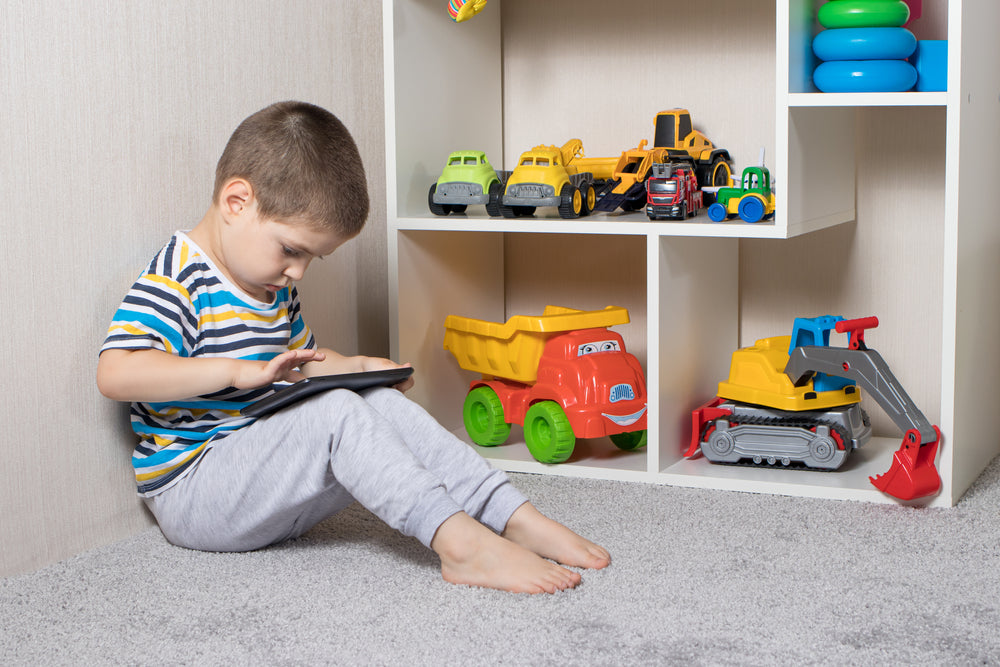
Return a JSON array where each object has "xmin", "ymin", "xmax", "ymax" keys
[
  {"xmin": 578, "ymin": 182, "xmax": 595, "ymax": 215},
  {"xmin": 610, "ymin": 430, "xmax": 647, "ymax": 451},
  {"xmin": 558, "ymin": 183, "xmax": 582, "ymax": 219},
  {"xmin": 485, "ymin": 181, "xmax": 503, "ymax": 217},
  {"xmin": 699, "ymin": 157, "xmax": 732, "ymax": 188},
  {"xmin": 428, "ymin": 184, "xmax": 448, "ymax": 216},
  {"xmin": 704, "ymin": 425, "xmax": 736, "ymax": 460},
  {"xmin": 738, "ymin": 195, "xmax": 766, "ymax": 223},
  {"xmin": 451, "ymin": 204, "xmax": 467, "ymax": 214},
  {"xmin": 523, "ymin": 401, "xmax": 575, "ymax": 463},
  {"xmin": 707, "ymin": 202, "xmax": 729, "ymax": 222},
  {"xmin": 462, "ymin": 386, "xmax": 511, "ymax": 447},
  {"xmin": 514, "ymin": 206, "xmax": 535, "ymax": 217}
]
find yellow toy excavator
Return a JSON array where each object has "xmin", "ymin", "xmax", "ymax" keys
[{"xmin": 686, "ymin": 316, "xmax": 941, "ymax": 501}]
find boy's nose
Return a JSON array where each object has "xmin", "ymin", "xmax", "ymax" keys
[{"xmin": 284, "ymin": 262, "xmax": 307, "ymax": 281}]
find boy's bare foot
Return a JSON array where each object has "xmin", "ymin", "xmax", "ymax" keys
[
  {"xmin": 502, "ymin": 502, "xmax": 611, "ymax": 570},
  {"xmin": 431, "ymin": 512, "xmax": 581, "ymax": 594}
]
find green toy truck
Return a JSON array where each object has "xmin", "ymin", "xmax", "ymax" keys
[{"xmin": 428, "ymin": 150, "xmax": 506, "ymax": 217}]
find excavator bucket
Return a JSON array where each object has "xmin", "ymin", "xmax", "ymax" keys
[{"xmin": 869, "ymin": 426, "xmax": 942, "ymax": 501}]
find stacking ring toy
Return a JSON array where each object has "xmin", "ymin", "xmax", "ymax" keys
[
  {"xmin": 813, "ymin": 59, "xmax": 917, "ymax": 92},
  {"xmin": 818, "ymin": 0, "xmax": 910, "ymax": 29},
  {"xmin": 813, "ymin": 27, "xmax": 916, "ymax": 61}
]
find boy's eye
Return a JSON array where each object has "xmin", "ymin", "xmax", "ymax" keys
[{"xmin": 282, "ymin": 246, "xmax": 300, "ymax": 257}]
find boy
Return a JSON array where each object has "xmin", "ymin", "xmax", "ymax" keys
[{"xmin": 97, "ymin": 101, "xmax": 610, "ymax": 594}]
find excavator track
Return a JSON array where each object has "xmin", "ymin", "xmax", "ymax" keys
[{"xmin": 699, "ymin": 402, "xmax": 871, "ymax": 471}]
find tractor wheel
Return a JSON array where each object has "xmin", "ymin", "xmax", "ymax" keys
[
  {"xmin": 558, "ymin": 183, "xmax": 582, "ymax": 219},
  {"xmin": 485, "ymin": 181, "xmax": 503, "ymax": 217},
  {"xmin": 523, "ymin": 401, "xmax": 575, "ymax": 463},
  {"xmin": 610, "ymin": 430, "xmax": 647, "ymax": 451},
  {"xmin": 428, "ymin": 184, "xmax": 448, "ymax": 216},
  {"xmin": 738, "ymin": 195, "xmax": 766, "ymax": 223},
  {"xmin": 462, "ymin": 386, "xmax": 511, "ymax": 447},
  {"xmin": 707, "ymin": 202, "xmax": 729, "ymax": 222},
  {"xmin": 500, "ymin": 203, "xmax": 517, "ymax": 218}
]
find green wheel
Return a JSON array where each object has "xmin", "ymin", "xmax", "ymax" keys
[
  {"xmin": 610, "ymin": 430, "xmax": 647, "ymax": 451},
  {"xmin": 523, "ymin": 401, "xmax": 575, "ymax": 463},
  {"xmin": 462, "ymin": 386, "xmax": 511, "ymax": 447}
]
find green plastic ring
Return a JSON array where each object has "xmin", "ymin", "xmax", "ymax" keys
[{"xmin": 818, "ymin": 0, "xmax": 910, "ymax": 29}]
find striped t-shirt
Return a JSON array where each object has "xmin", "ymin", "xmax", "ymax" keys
[{"xmin": 101, "ymin": 232, "xmax": 315, "ymax": 495}]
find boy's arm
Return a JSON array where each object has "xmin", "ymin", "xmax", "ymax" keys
[
  {"xmin": 301, "ymin": 348, "xmax": 415, "ymax": 392},
  {"xmin": 96, "ymin": 347, "xmax": 326, "ymax": 403}
]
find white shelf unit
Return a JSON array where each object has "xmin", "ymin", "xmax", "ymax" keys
[{"xmin": 383, "ymin": 0, "xmax": 1000, "ymax": 507}]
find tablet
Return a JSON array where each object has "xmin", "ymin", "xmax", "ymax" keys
[{"xmin": 240, "ymin": 367, "xmax": 414, "ymax": 419}]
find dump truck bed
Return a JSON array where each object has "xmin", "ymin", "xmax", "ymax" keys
[{"xmin": 443, "ymin": 305, "xmax": 630, "ymax": 383}]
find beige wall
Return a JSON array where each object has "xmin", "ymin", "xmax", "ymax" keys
[{"xmin": 0, "ymin": 1, "xmax": 386, "ymax": 576}]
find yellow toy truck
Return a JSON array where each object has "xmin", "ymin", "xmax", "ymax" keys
[
  {"xmin": 443, "ymin": 305, "xmax": 648, "ymax": 463},
  {"xmin": 500, "ymin": 140, "xmax": 611, "ymax": 219}
]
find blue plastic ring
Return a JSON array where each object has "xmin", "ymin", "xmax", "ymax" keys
[
  {"xmin": 813, "ymin": 59, "xmax": 917, "ymax": 93},
  {"xmin": 813, "ymin": 27, "xmax": 916, "ymax": 61}
]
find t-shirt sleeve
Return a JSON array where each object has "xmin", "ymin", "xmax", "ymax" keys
[
  {"xmin": 287, "ymin": 286, "xmax": 316, "ymax": 351},
  {"xmin": 100, "ymin": 274, "xmax": 197, "ymax": 357}
]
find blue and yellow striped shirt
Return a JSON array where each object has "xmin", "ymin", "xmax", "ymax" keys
[{"xmin": 101, "ymin": 232, "xmax": 315, "ymax": 495}]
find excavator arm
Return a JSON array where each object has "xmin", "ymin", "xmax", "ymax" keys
[{"xmin": 783, "ymin": 317, "xmax": 941, "ymax": 501}]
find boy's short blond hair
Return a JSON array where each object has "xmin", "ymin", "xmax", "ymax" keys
[{"xmin": 213, "ymin": 101, "xmax": 370, "ymax": 237}]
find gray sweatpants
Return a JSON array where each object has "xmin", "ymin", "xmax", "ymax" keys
[{"xmin": 144, "ymin": 386, "xmax": 527, "ymax": 552}]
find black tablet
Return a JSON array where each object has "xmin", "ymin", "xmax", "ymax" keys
[{"xmin": 240, "ymin": 367, "xmax": 414, "ymax": 419}]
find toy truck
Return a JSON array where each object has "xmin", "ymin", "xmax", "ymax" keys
[
  {"xmin": 644, "ymin": 162, "xmax": 704, "ymax": 220},
  {"xmin": 652, "ymin": 109, "xmax": 733, "ymax": 188},
  {"xmin": 500, "ymin": 140, "xmax": 609, "ymax": 219},
  {"xmin": 706, "ymin": 165, "xmax": 775, "ymax": 223},
  {"xmin": 428, "ymin": 150, "xmax": 507, "ymax": 217},
  {"xmin": 686, "ymin": 316, "xmax": 941, "ymax": 501},
  {"xmin": 443, "ymin": 305, "xmax": 648, "ymax": 463}
]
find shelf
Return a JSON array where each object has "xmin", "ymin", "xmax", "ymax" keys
[
  {"xmin": 385, "ymin": 0, "xmax": 1000, "ymax": 508},
  {"xmin": 394, "ymin": 214, "xmax": 786, "ymax": 239},
  {"xmin": 788, "ymin": 92, "xmax": 949, "ymax": 107}
]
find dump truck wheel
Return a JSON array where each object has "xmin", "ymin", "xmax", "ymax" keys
[
  {"xmin": 579, "ymin": 183, "xmax": 595, "ymax": 215},
  {"xmin": 558, "ymin": 183, "xmax": 582, "ymax": 219},
  {"xmin": 485, "ymin": 181, "xmax": 503, "ymax": 217},
  {"xmin": 500, "ymin": 203, "xmax": 517, "ymax": 218},
  {"xmin": 738, "ymin": 195, "xmax": 766, "ymax": 223},
  {"xmin": 523, "ymin": 401, "xmax": 575, "ymax": 463},
  {"xmin": 610, "ymin": 430, "xmax": 647, "ymax": 451},
  {"xmin": 463, "ymin": 386, "xmax": 511, "ymax": 447},
  {"xmin": 428, "ymin": 184, "xmax": 448, "ymax": 216}
]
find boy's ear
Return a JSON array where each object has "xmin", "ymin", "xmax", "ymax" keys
[{"xmin": 219, "ymin": 178, "xmax": 254, "ymax": 216}]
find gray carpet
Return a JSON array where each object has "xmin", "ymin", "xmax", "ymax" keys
[{"xmin": 3, "ymin": 457, "xmax": 1000, "ymax": 666}]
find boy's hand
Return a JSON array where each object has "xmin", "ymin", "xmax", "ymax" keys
[
  {"xmin": 362, "ymin": 358, "xmax": 415, "ymax": 393},
  {"xmin": 233, "ymin": 348, "xmax": 327, "ymax": 389}
]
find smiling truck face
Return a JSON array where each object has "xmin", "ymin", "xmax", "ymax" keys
[{"xmin": 532, "ymin": 328, "xmax": 648, "ymax": 439}]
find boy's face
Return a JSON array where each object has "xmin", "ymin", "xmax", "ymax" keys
[{"xmin": 221, "ymin": 203, "xmax": 348, "ymax": 303}]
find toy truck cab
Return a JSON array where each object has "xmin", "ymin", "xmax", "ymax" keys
[
  {"xmin": 652, "ymin": 109, "xmax": 733, "ymax": 188},
  {"xmin": 501, "ymin": 140, "xmax": 596, "ymax": 219},
  {"xmin": 645, "ymin": 162, "xmax": 704, "ymax": 220},
  {"xmin": 428, "ymin": 150, "xmax": 505, "ymax": 216}
]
